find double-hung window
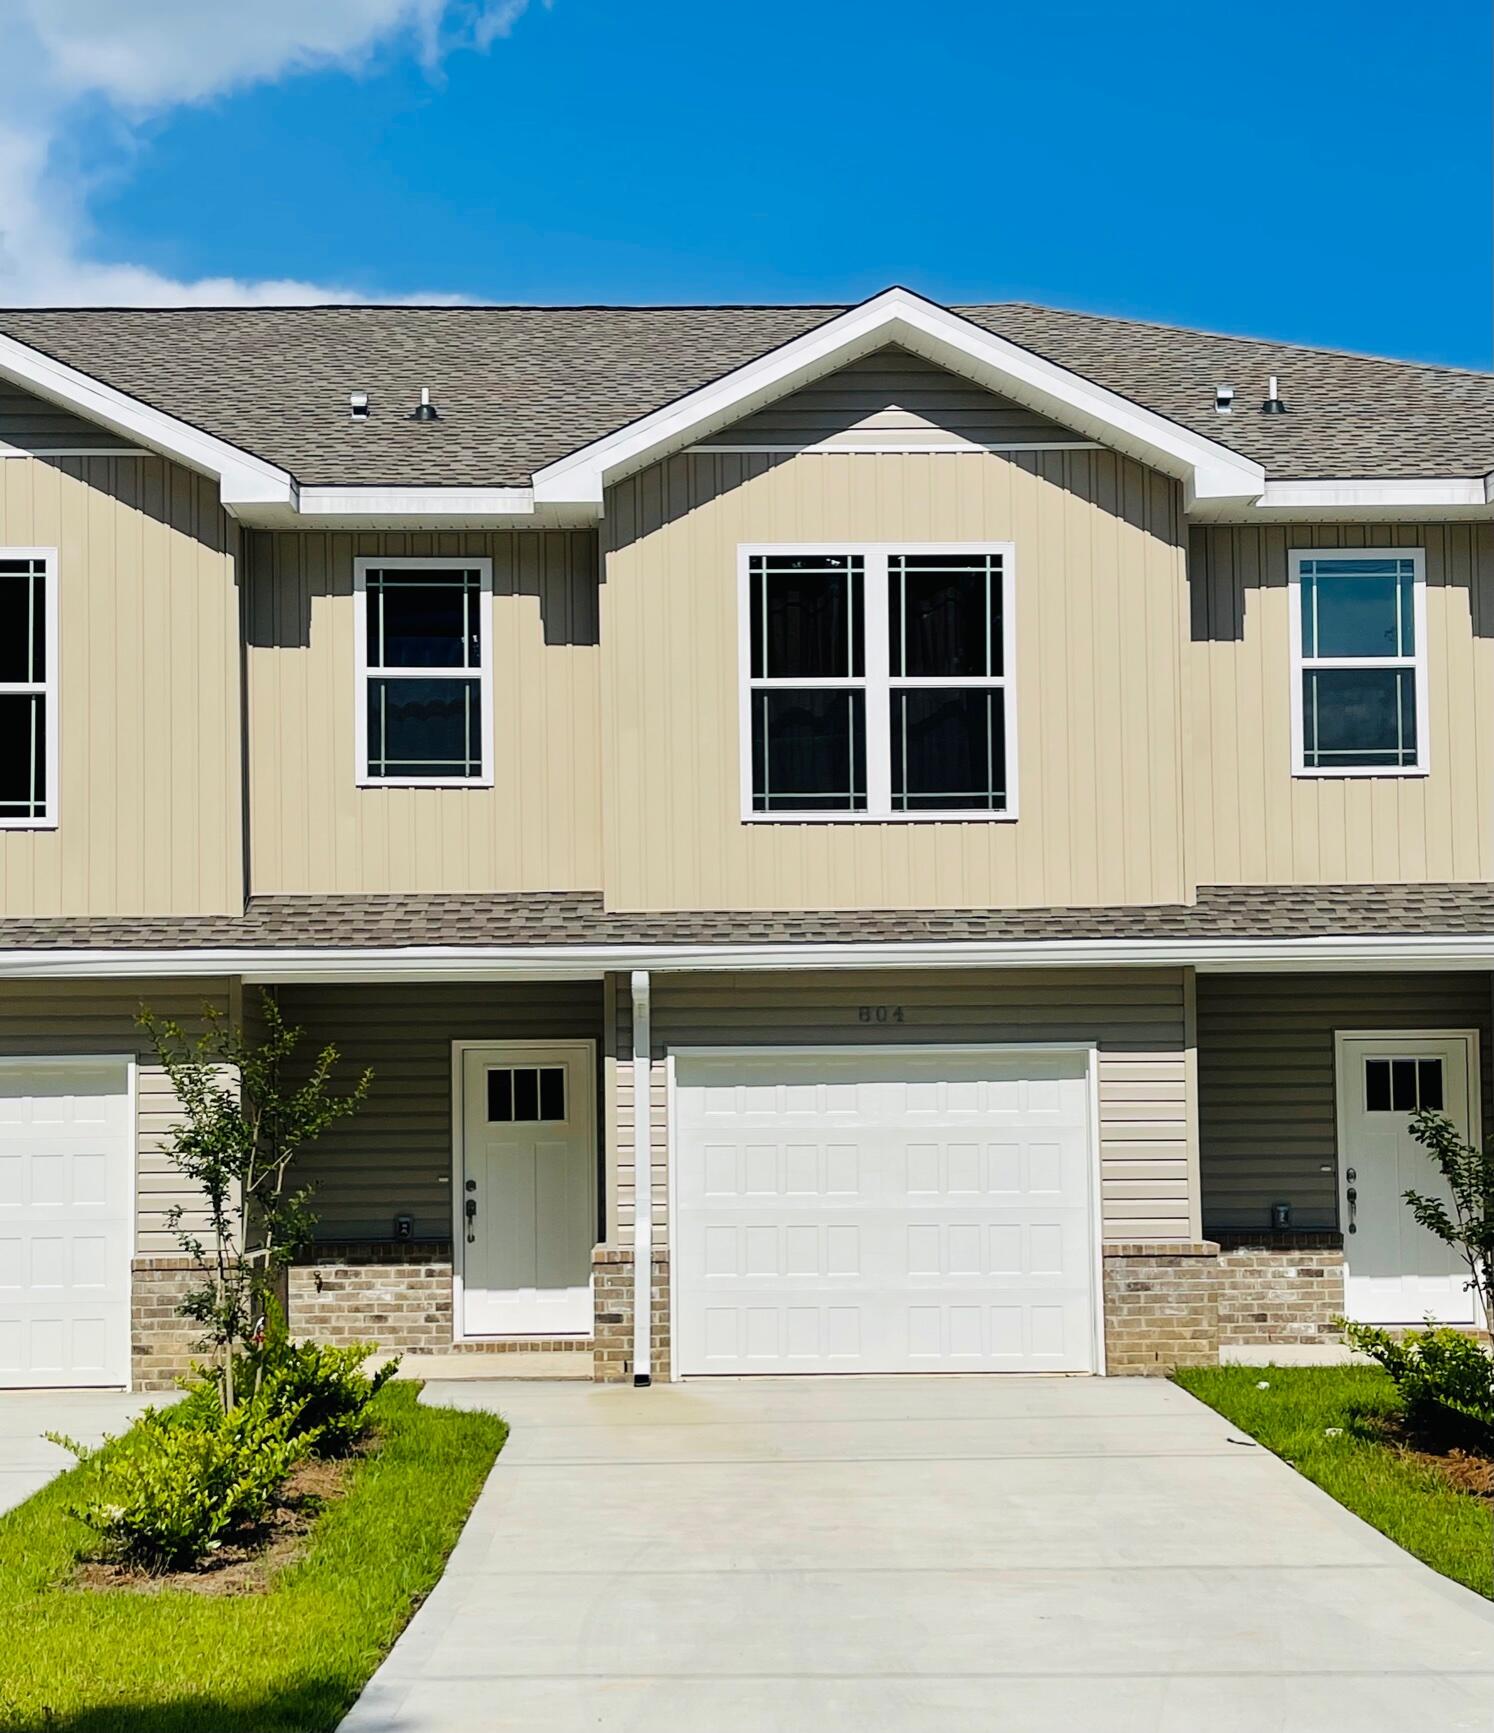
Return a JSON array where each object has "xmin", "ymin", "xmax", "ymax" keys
[
  {"xmin": 0, "ymin": 549, "xmax": 57, "ymax": 829},
  {"xmin": 742, "ymin": 543, "xmax": 1014, "ymax": 819},
  {"xmin": 354, "ymin": 558, "xmax": 493, "ymax": 786},
  {"xmin": 1290, "ymin": 549, "xmax": 1427, "ymax": 776}
]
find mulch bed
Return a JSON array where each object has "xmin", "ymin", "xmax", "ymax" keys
[
  {"xmin": 1364, "ymin": 1414, "xmax": 1494, "ymax": 1501},
  {"xmin": 71, "ymin": 1435, "xmax": 375, "ymax": 1598}
]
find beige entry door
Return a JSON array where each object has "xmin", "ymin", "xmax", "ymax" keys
[
  {"xmin": 1335, "ymin": 1032, "xmax": 1480, "ymax": 1327},
  {"xmin": 458, "ymin": 1043, "xmax": 596, "ymax": 1337}
]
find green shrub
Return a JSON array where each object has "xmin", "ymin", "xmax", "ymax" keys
[
  {"xmin": 51, "ymin": 1388, "xmax": 310, "ymax": 1571},
  {"xmin": 182, "ymin": 1339, "xmax": 400, "ymax": 1457},
  {"xmin": 259, "ymin": 1340, "xmax": 401, "ymax": 1455},
  {"xmin": 1341, "ymin": 1320, "xmax": 1494, "ymax": 1438}
]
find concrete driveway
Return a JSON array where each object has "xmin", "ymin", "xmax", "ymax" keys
[
  {"xmin": 344, "ymin": 1375, "xmax": 1494, "ymax": 1733},
  {"xmin": 0, "ymin": 1389, "xmax": 162, "ymax": 1517}
]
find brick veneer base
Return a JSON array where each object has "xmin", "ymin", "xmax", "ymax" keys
[
  {"xmin": 1102, "ymin": 1242, "xmax": 1221, "ymax": 1375},
  {"xmin": 1217, "ymin": 1245, "xmax": 1346, "ymax": 1348},
  {"xmin": 131, "ymin": 1257, "xmax": 211, "ymax": 1392},
  {"xmin": 593, "ymin": 1246, "xmax": 670, "ymax": 1382},
  {"xmin": 287, "ymin": 1242, "xmax": 454, "ymax": 1354}
]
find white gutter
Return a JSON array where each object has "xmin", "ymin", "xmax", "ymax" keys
[
  {"xmin": 7, "ymin": 932, "xmax": 1494, "ymax": 979},
  {"xmin": 630, "ymin": 969, "xmax": 653, "ymax": 1387}
]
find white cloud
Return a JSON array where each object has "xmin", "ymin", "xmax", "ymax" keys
[{"xmin": 0, "ymin": 1, "xmax": 534, "ymax": 305}]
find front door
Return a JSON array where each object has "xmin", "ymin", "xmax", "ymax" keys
[
  {"xmin": 458, "ymin": 1043, "xmax": 596, "ymax": 1337},
  {"xmin": 1336, "ymin": 1032, "xmax": 1480, "ymax": 1326}
]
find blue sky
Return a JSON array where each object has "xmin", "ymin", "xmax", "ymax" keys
[{"xmin": 6, "ymin": 0, "xmax": 1491, "ymax": 366}]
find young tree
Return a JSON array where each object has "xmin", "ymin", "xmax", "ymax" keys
[
  {"xmin": 139, "ymin": 991, "xmax": 372, "ymax": 1411},
  {"xmin": 1405, "ymin": 1108, "xmax": 1494, "ymax": 1330}
]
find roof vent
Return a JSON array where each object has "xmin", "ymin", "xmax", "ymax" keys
[
  {"xmin": 1261, "ymin": 375, "xmax": 1288, "ymax": 415},
  {"xmin": 410, "ymin": 386, "xmax": 440, "ymax": 423},
  {"xmin": 348, "ymin": 392, "xmax": 369, "ymax": 421},
  {"xmin": 1214, "ymin": 384, "xmax": 1234, "ymax": 414}
]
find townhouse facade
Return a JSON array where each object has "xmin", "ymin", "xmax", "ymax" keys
[{"xmin": 1, "ymin": 288, "xmax": 1491, "ymax": 1389}]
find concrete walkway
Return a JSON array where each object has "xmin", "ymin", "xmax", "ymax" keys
[
  {"xmin": 0, "ymin": 1389, "xmax": 162, "ymax": 1517},
  {"xmin": 343, "ymin": 1376, "xmax": 1494, "ymax": 1733}
]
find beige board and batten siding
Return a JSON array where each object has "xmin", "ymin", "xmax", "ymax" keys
[
  {"xmin": 271, "ymin": 982, "xmax": 605, "ymax": 1243},
  {"xmin": 602, "ymin": 443, "xmax": 1188, "ymax": 912},
  {"xmin": 244, "ymin": 529, "xmax": 603, "ymax": 895},
  {"xmin": 0, "ymin": 385, "xmax": 137, "ymax": 454},
  {"xmin": 0, "ymin": 456, "xmax": 242, "ymax": 915},
  {"xmin": 1197, "ymin": 971, "xmax": 1494, "ymax": 1232},
  {"xmin": 0, "ymin": 978, "xmax": 234, "ymax": 1253},
  {"xmin": 1189, "ymin": 523, "xmax": 1494, "ymax": 885},
  {"xmin": 693, "ymin": 346, "xmax": 1090, "ymax": 452},
  {"xmin": 610, "ymin": 968, "xmax": 1199, "ymax": 1249}
]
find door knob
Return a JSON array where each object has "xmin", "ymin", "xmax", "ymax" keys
[
  {"xmin": 464, "ymin": 1195, "xmax": 478, "ymax": 1243},
  {"xmin": 1345, "ymin": 1185, "xmax": 1357, "ymax": 1235}
]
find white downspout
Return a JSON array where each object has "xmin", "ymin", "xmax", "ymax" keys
[{"xmin": 630, "ymin": 969, "xmax": 653, "ymax": 1386}]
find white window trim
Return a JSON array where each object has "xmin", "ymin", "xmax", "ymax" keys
[
  {"xmin": 1288, "ymin": 547, "xmax": 1429, "ymax": 780},
  {"xmin": 353, "ymin": 556, "xmax": 494, "ymax": 789},
  {"xmin": 0, "ymin": 546, "xmax": 59, "ymax": 831},
  {"xmin": 737, "ymin": 541, "xmax": 1018, "ymax": 823}
]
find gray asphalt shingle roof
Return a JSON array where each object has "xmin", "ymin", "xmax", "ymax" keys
[
  {"xmin": 0, "ymin": 884, "xmax": 1487, "ymax": 952},
  {"xmin": 0, "ymin": 298, "xmax": 1488, "ymax": 488}
]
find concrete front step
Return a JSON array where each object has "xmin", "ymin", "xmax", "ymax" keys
[{"xmin": 386, "ymin": 1350, "xmax": 593, "ymax": 1382}]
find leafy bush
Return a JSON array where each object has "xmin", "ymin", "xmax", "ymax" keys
[
  {"xmin": 260, "ymin": 1341, "xmax": 400, "ymax": 1455},
  {"xmin": 182, "ymin": 1339, "xmax": 400, "ymax": 1457},
  {"xmin": 1341, "ymin": 1320, "xmax": 1494, "ymax": 1438},
  {"xmin": 50, "ymin": 1389, "xmax": 310, "ymax": 1571}
]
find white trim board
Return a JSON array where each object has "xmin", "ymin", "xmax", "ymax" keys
[{"xmin": 19, "ymin": 930, "xmax": 1494, "ymax": 981}]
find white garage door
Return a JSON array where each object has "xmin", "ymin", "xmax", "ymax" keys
[
  {"xmin": 0, "ymin": 1059, "xmax": 133, "ymax": 1388},
  {"xmin": 673, "ymin": 1047, "xmax": 1098, "ymax": 1376}
]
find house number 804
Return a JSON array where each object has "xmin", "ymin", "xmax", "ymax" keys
[{"xmin": 858, "ymin": 1005, "xmax": 905, "ymax": 1024}]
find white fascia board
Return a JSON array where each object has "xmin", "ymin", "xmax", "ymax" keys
[
  {"xmin": 1254, "ymin": 477, "xmax": 1490, "ymax": 511},
  {"xmin": 0, "ymin": 331, "xmax": 294, "ymax": 510},
  {"xmin": 297, "ymin": 485, "xmax": 538, "ymax": 518},
  {"xmin": 7, "ymin": 931, "xmax": 1494, "ymax": 981},
  {"xmin": 531, "ymin": 287, "xmax": 1266, "ymax": 509}
]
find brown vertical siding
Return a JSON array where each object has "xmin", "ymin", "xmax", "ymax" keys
[
  {"xmin": 602, "ymin": 445, "xmax": 1188, "ymax": 912},
  {"xmin": 244, "ymin": 528, "xmax": 603, "ymax": 895},
  {"xmin": 1188, "ymin": 523, "xmax": 1494, "ymax": 886},
  {"xmin": 0, "ymin": 456, "xmax": 242, "ymax": 914}
]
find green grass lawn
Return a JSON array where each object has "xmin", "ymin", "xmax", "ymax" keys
[
  {"xmin": 1175, "ymin": 1363, "xmax": 1492, "ymax": 1600},
  {"xmin": 0, "ymin": 1383, "xmax": 506, "ymax": 1733}
]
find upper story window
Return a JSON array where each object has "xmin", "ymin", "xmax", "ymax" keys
[
  {"xmin": 741, "ymin": 543, "xmax": 1014, "ymax": 820},
  {"xmin": 0, "ymin": 549, "xmax": 57, "ymax": 830},
  {"xmin": 353, "ymin": 558, "xmax": 493, "ymax": 786},
  {"xmin": 1290, "ymin": 550, "xmax": 1427, "ymax": 777}
]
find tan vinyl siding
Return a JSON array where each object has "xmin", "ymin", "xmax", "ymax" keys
[
  {"xmin": 0, "ymin": 455, "xmax": 242, "ymax": 915},
  {"xmin": 244, "ymin": 529, "xmax": 603, "ymax": 894},
  {"xmin": 0, "ymin": 977, "xmax": 232, "ymax": 1253},
  {"xmin": 1197, "ymin": 971, "xmax": 1494, "ymax": 1231},
  {"xmin": 611, "ymin": 968, "xmax": 1196, "ymax": 1248},
  {"xmin": 1189, "ymin": 523, "xmax": 1494, "ymax": 885},
  {"xmin": 694, "ymin": 347, "xmax": 1086, "ymax": 451},
  {"xmin": 0, "ymin": 385, "xmax": 135, "ymax": 453},
  {"xmin": 273, "ymin": 982, "xmax": 604, "ymax": 1242},
  {"xmin": 603, "ymin": 447, "xmax": 1187, "ymax": 911}
]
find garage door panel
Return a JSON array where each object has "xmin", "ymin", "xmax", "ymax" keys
[
  {"xmin": 675, "ymin": 1049, "xmax": 1098, "ymax": 1376},
  {"xmin": 0, "ymin": 1060, "xmax": 132, "ymax": 1389}
]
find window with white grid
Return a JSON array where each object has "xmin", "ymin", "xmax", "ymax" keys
[
  {"xmin": 741, "ymin": 544, "xmax": 1015, "ymax": 820},
  {"xmin": 0, "ymin": 551, "xmax": 57, "ymax": 828}
]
